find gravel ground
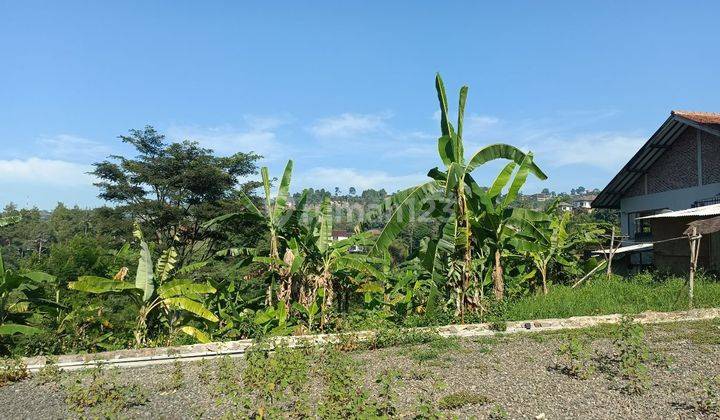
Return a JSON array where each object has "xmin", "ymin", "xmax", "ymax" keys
[{"xmin": 2, "ymin": 319, "xmax": 720, "ymax": 419}]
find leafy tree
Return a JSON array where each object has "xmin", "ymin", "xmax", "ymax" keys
[
  {"xmin": 91, "ymin": 126, "xmax": 261, "ymax": 265},
  {"xmin": 361, "ymin": 189, "xmax": 387, "ymax": 202}
]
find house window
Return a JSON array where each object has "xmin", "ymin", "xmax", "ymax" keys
[{"xmin": 628, "ymin": 209, "xmax": 663, "ymax": 242}]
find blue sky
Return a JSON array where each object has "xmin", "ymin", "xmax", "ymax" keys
[{"xmin": 2, "ymin": 1, "xmax": 720, "ymax": 209}]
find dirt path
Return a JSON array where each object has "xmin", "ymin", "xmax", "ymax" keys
[{"xmin": 2, "ymin": 319, "xmax": 719, "ymax": 419}]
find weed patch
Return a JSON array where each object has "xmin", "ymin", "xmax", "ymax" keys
[
  {"xmin": 555, "ymin": 336, "xmax": 595, "ymax": 379},
  {"xmin": 438, "ymin": 391, "xmax": 490, "ymax": 410},
  {"xmin": 0, "ymin": 357, "xmax": 29, "ymax": 387},
  {"xmin": 35, "ymin": 356, "xmax": 62, "ymax": 385},
  {"xmin": 317, "ymin": 347, "xmax": 377, "ymax": 418},
  {"xmin": 614, "ymin": 316, "xmax": 651, "ymax": 395},
  {"xmin": 242, "ymin": 343, "xmax": 310, "ymax": 417},
  {"xmin": 63, "ymin": 366, "xmax": 148, "ymax": 417},
  {"xmin": 689, "ymin": 375, "xmax": 720, "ymax": 415}
]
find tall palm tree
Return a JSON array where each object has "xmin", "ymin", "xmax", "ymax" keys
[{"xmin": 370, "ymin": 74, "xmax": 546, "ymax": 317}]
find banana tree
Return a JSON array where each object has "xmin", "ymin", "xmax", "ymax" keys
[
  {"xmin": 512, "ymin": 208, "xmax": 604, "ymax": 294},
  {"xmin": 259, "ymin": 196, "xmax": 385, "ymax": 329},
  {"xmin": 370, "ymin": 73, "xmax": 546, "ymax": 317},
  {"xmin": 306, "ymin": 197, "xmax": 385, "ymax": 327},
  {"xmin": 0, "ymin": 248, "xmax": 60, "ymax": 336},
  {"xmin": 69, "ymin": 228, "xmax": 218, "ymax": 346},
  {"xmin": 1, "ymin": 215, "xmax": 61, "ymax": 336},
  {"xmin": 205, "ymin": 160, "xmax": 305, "ymax": 309},
  {"xmin": 468, "ymin": 153, "xmax": 548, "ymax": 300}
]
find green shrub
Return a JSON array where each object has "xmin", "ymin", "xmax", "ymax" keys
[
  {"xmin": 503, "ymin": 273, "xmax": 720, "ymax": 321},
  {"xmin": 369, "ymin": 328, "xmax": 441, "ymax": 349},
  {"xmin": 410, "ymin": 348, "xmax": 442, "ymax": 364},
  {"xmin": 555, "ymin": 336, "xmax": 595, "ymax": 379},
  {"xmin": 376, "ymin": 369, "xmax": 401, "ymax": 416},
  {"xmin": 614, "ymin": 316, "xmax": 650, "ymax": 395},
  {"xmin": 413, "ymin": 387, "xmax": 441, "ymax": 419}
]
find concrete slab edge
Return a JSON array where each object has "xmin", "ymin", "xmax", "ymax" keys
[{"xmin": 22, "ymin": 307, "xmax": 720, "ymax": 372}]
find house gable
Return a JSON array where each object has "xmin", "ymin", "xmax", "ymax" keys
[
  {"xmin": 624, "ymin": 127, "xmax": 700, "ymax": 197},
  {"xmin": 593, "ymin": 111, "xmax": 720, "ymax": 208}
]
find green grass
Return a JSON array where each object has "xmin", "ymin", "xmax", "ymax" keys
[
  {"xmin": 437, "ymin": 391, "xmax": 491, "ymax": 410},
  {"xmin": 503, "ymin": 274, "xmax": 720, "ymax": 321}
]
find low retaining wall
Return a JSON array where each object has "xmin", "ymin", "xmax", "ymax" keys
[{"xmin": 23, "ymin": 308, "xmax": 720, "ymax": 372}]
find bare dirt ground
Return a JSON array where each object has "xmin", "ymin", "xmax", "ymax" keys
[{"xmin": 2, "ymin": 319, "xmax": 719, "ymax": 419}]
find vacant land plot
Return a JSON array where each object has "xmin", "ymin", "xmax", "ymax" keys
[{"xmin": 2, "ymin": 319, "xmax": 720, "ymax": 419}]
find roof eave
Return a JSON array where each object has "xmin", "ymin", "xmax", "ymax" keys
[{"xmin": 592, "ymin": 113, "xmax": 691, "ymax": 209}]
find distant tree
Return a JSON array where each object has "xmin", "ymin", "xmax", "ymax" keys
[
  {"xmin": 91, "ymin": 126, "xmax": 261, "ymax": 265},
  {"xmin": 349, "ymin": 187, "xmax": 357, "ymax": 196},
  {"xmin": 334, "ymin": 186, "xmax": 341, "ymax": 197},
  {"xmin": 360, "ymin": 189, "xmax": 387, "ymax": 202},
  {"xmin": 576, "ymin": 186, "xmax": 586, "ymax": 194},
  {"xmin": 541, "ymin": 188, "xmax": 550, "ymax": 195}
]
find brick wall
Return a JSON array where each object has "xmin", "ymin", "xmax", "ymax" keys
[
  {"xmin": 622, "ymin": 126, "xmax": 720, "ymax": 199},
  {"xmin": 646, "ymin": 128, "xmax": 697, "ymax": 193},
  {"xmin": 625, "ymin": 174, "xmax": 645, "ymax": 197},
  {"xmin": 702, "ymin": 130, "xmax": 720, "ymax": 184}
]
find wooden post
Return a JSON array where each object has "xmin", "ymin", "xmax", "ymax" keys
[
  {"xmin": 688, "ymin": 226, "xmax": 701, "ymax": 308},
  {"xmin": 606, "ymin": 227, "xmax": 615, "ymax": 279},
  {"xmin": 572, "ymin": 260, "xmax": 607, "ymax": 288}
]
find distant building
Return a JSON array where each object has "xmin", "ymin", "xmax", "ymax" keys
[
  {"xmin": 572, "ymin": 195, "xmax": 597, "ymax": 210},
  {"xmin": 332, "ymin": 230, "xmax": 350, "ymax": 241},
  {"xmin": 558, "ymin": 202, "xmax": 573, "ymax": 212},
  {"xmin": 530, "ymin": 193, "xmax": 551, "ymax": 202}
]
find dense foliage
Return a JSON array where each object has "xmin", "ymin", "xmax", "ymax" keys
[{"xmin": 0, "ymin": 75, "xmax": 674, "ymax": 358}]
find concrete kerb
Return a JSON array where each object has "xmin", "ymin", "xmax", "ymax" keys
[{"xmin": 23, "ymin": 307, "xmax": 720, "ymax": 372}]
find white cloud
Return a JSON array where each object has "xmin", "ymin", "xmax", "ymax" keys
[
  {"xmin": 525, "ymin": 132, "xmax": 646, "ymax": 171},
  {"xmin": 457, "ymin": 111, "xmax": 645, "ymax": 172},
  {"xmin": 38, "ymin": 134, "xmax": 111, "ymax": 162},
  {"xmin": 0, "ymin": 158, "xmax": 94, "ymax": 186},
  {"xmin": 465, "ymin": 115, "xmax": 500, "ymax": 132},
  {"xmin": 297, "ymin": 167, "xmax": 426, "ymax": 193},
  {"xmin": 167, "ymin": 116, "xmax": 289, "ymax": 161},
  {"xmin": 309, "ymin": 112, "xmax": 391, "ymax": 138}
]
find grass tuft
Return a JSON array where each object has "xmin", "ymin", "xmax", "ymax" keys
[{"xmin": 438, "ymin": 391, "xmax": 490, "ymax": 410}]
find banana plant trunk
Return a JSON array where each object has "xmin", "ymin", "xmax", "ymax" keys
[
  {"xmin": 492, "ymin": 249, "xmax": 504, "ymax": 300},
  {"xmin": 319, "ymin": 270, "xmax": 333, "ymax": 329},
  {"xmin": 266, "ymin": 228, "xmax": 280, "ymax": 307},
  {"xmin": 540, "ymin": 264, "xmax": 548, "ymax": 295},
  {"xmin": 455, "ymin": 187, "xmax": 474, "ymax": 321}
]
